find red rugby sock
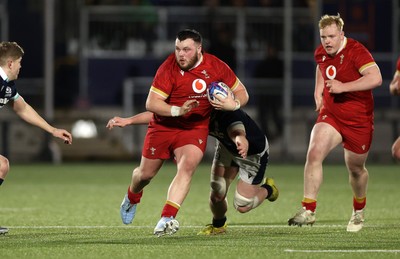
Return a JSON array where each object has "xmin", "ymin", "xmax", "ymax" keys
[
  {"xmin": 302, "ymin": 198, "xmax": 317, "ymax": 212},
  {"xmin": 127, "ymin": 187, "xmax": 143, "ymax": 204},
  {"xmin": 161, "ymin": 200, "xmax": 180, "ymax": 218},
  {"xmin": 353, "ymin": 196, "xmax": 366, "ymax": 211}
]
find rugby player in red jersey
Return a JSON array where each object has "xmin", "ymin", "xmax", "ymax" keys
[
  {"xmin": 118, "ymin": 29, "xmax": 249, "ymax": 236},
  {"xmin": 288, "ymin": 13, "xmax": 382, "ymax": 232}
]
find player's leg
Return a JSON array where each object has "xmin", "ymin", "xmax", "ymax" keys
[
  {"xmin": 341, "ymin": 120, "xmax": 373, "ymax": 232},
  {"xmin": 120, "ymin": 156, "xmax": 163, "ymax": 225},
  {"xmin": 344, "ymin": 149, "xmax": 369, "ymax": 232},
  {"xmin": 154, "ymin": 144, "xmax": 204, "ymax": 236},
  {"xmin": 232, "ymin": 148, "xmax": 278, "ymax": 213},
  {"xmin": 198, "ymin": 143, "xmax": 236, "ymax": 235},
  {"xmin": 0, "ymin": 155, "xmax": 10, "ymax": 235},
  {"xmin": 392, "ymin": 136, "xmax": 400, "ymax": 160},
  {"xmin": 197, "ymin": 165, "xmax": 237, "ymax": 235},
  {"xmin": 0, "ymin": 155, "xmax": 10, "ymax": 186},
  {"xmin": 166, "ymin": 143, "xmax": 204, "ymax": 204},
  {"xmin": 233, "ymin": 179, "xmax": 266, "ymax": 213},
  {"xmin": 209, "ymin": 165, "xmax": 236, "ymax": 218},
  {"xmin": 288, "ymin": 122, "xmax": 342, "ymax": 226}
]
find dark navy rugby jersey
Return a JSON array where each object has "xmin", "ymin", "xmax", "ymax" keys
[
  {"xmin": 0, "ymin": 79, "xmax": 19, "ymax": 108},
  {"xmin": 208, "ymin": 109, "xmax": 267, "ymax": 156}
]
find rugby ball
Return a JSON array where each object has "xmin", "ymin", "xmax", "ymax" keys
[{"xmin": 207, "ymin": 81, "xmax": 229, "ymax": 102}]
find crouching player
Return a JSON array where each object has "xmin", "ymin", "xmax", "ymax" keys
[{"xmin": 197, "ymin": 108, "xmax": 278, "ymax": 235}]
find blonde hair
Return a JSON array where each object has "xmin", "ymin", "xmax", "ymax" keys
[
  {"xmin": 318, "ymin": 13, "xmax": 344, "ymax": 31},
  {"xmin": 0, "ymin": 42, "xmax": 24, "ymax": 66}
]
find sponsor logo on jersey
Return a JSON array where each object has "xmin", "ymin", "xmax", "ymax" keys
[
  {"xmin": 0, "ymin": 98, "xmax": 10, "ymax": 106},
  {"xmin": 325, "ymin": 65, "xmax": 336, "ymax": 79},
  {"xmin": 192, "ymin": 79, "xmax": 207, "ymax": 94}
]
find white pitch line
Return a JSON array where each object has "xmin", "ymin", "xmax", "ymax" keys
[
  {"xmin": 7, "ymin": 226, "xmax": 150, "ymax": 229},
  {"xmin": 5, "ymin": 224, "xmax": 353, "ymax": 229},
  {"xmin": 0, "ymin": 208, "xmax": 37, "ymax": 212},
  {"xmin": 285, "ymin": 249, "xmax": 400, "ymax": 253}
]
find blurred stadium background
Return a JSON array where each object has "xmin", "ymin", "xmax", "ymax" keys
[{"xmin": 0, "ymin": 0, "xmax": 398, "ymax": 164}]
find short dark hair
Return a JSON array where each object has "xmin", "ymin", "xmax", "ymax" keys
[{"xmin": 176, "ymin": 29, "xmax": 202, "ymax": 44}]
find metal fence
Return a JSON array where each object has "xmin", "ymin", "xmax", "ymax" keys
[
  {"xmin": 77, "ymin": 2, "xmax": 400, "ymax": 162},
  {"xmin": 1, "ymin": 1, "xmax": 400, "ymax": 162}
]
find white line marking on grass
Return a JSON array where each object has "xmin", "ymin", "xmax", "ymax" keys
[
  {"xmin": 285, "ymin": 249, "xmax": 400, "ymax": 253},
  {"xmin": 0, "ymin": 208, "xmax": 37, "ymax": 212},
  {"xmin": 7, "ymin": 224, "xmax": 347, "ymax": 229},
  {"xmin": 9, "ymin": 226, "xmax": 151, "ymax": 229}
]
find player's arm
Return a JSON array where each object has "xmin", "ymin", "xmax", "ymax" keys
[
  {"xmin": 326, "ymin": 65, "xmax": 382, "ymax": 94},
  {"xmin": 314, "ymin": 66, "xmax": 324, "ymax": 112},
  {"xmin": 145, "ymin": 90, "xmax": 199, "ymax": 117},
  {"xmin": 107, "ymin": 111, "xmax": 153, "ymax": 130},
  {"xmin": 11, "ymin": 97, "xmax": 72, "ymax": 144},
  {"xmin": 227, "ymin": 122, "xmax": 248, "ymax": 159},
  {"xmin": 231, "ymin": 80, "xmax": 249, "ymax": 109},
  {"xmin": 389, "ymin": 70, "xmax": 400, "ymax": 96}
]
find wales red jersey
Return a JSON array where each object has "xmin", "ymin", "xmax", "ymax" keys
[
  {"xmin": 315, "ymin": 37, "xmax": 377, "ymax": 124},
  {"xmin": 149, "ymin": 52, "xmax": 239, "ymax": 130},
  {"xmin": 396, "ymin": 56, "xmax": 400, "ymax": 73}
]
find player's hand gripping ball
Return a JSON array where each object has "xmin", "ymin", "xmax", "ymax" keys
[{"xmin": 207, "ymin": 81, "xmax": 229, "ymax": 102}]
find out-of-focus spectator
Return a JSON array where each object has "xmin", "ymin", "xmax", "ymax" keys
[
  {"xmin": 208, "ymin": 24, "xmax": 237, "ymax": 71},
  {"xmin": 253, "ymin": 43, "xmax": 283, "ymax": 141}
]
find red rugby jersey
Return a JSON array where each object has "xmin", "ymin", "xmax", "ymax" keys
[
  {"xmin": 315, "ymin": 37, "xmax": 377, "ymax": 122},
  {"xmin": 150, "ymin": 52, "xmax": 239, "ymax": 129}
]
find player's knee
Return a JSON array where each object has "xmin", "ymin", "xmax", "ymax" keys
[
  {"xmin": 393, "ymin": 148, "xmax": 400, "ymax": 161},
  {"xmin": 0, "ymin": 155, "xmax": 10, "ymax": 179},
  {"xmin": 210, "ymin": 175, "xmax": 227, "ymax": 202},
  {"xmin": 233, "ymin": 190, "xmax": 258, "ymax": 213},
  {"xmin": 306, "ymin": 148, "xmax": 324, "ymax": 164},
  {"xmin": 392, "ymin": 139, "xmax": 400, "ymax": 161}
]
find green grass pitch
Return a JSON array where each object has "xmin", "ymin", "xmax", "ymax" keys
[{"xmin": 1, "ymin": 162, "xmax": 400, "ymax": 258}]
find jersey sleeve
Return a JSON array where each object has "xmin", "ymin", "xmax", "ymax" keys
[
  {"xmin": 351, "ymin": 42, "xmax": 376, "ymax": 73},
  {"xmin": 151, "ymin": 54, "xmax": 175, "ymax": 98},
  {"xmin": 213, "ymin": 58, "xmax": 239, "ymax": 91},
  {"xmin": 397, "ymin": 57, "xmax": 400, "ymax": 73}
]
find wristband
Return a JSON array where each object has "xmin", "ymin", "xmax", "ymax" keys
[
  {"xmin": 171, "ymin": 105, "xmax": 180, "ymax": 117},
  {"xmin": 233, "ymin": 99, "xmax": 241, "ymax": 111}
]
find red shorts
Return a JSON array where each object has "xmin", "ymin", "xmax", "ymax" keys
[
  {"xmin": 142, "ymin": 124, "xmax": 208, "ymax": 160},
  {"xmin": 317, "ymin": 109, "xmax": 374, "ymax": 154}
]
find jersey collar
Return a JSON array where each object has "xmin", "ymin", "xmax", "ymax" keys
[
  {"xmin": 0, "ymin": 67, "xmax": 8, "ymax": 81},
  {"xmin": 189, "ymin": 54, "xmax": 203, "ymax": 71},
  {"xmin": 336, "ymin": 36, "xmax": 347, "ymax": 55}
]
